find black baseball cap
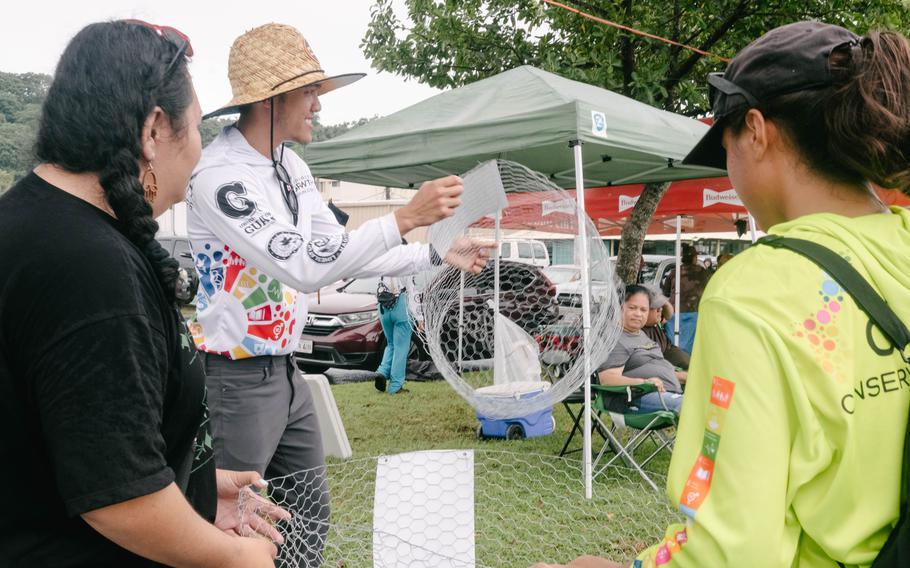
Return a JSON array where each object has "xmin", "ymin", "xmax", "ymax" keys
[{"xmin": 684, "ymin": 21, "xmax": 860, "ymax": 169}]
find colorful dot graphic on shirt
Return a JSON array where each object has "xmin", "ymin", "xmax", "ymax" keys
[
  {"xmin": 799, "ymin": 270, "xmax": 849, "ymax": 382},
  {"xmin": 679, "ymin": 376, "xmax": 735, "ymax": 521},
  {"xmin": 191, "ymin": 243, "xmax": 300, "ymax": 359}
]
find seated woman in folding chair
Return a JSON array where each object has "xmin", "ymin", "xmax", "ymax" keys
[
  {"xmin": 534, "ymin": 20, "xmax": 910, "ymax": 568},
  {"xmin": 597, "ymin": 285, "xmax": 686, "ymax": 415}
]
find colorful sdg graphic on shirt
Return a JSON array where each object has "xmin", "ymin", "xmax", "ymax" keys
[
  {"xmin": 194, "ymin": 243, "xmax": 298, "ymax": 357},
  {"xmin": 793, "ymin": 269, "xmax": 847, "ymax": 383}
]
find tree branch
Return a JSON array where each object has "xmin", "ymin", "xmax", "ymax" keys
[{"xmin": 662, "ymin": 0, "xmax": 753, "ymax": 94}]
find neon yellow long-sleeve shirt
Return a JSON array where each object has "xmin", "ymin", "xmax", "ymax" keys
[{"xmin": 635, "ymin": 207, "xmax": 910, "ymax": 567}]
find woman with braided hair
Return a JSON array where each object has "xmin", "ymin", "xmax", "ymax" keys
[{"xmin": 0, "ymin": 21, "xmax": 283, "ymax": 567}]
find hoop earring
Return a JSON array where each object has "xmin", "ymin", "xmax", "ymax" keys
[{"xmin": 141, "ymin": 161, "xmax": 159, "ymax": 204}]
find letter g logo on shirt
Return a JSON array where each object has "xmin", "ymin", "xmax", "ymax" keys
[{"xmin": 215, "ymin": 181, "xmax": 256, "ymax": 219}]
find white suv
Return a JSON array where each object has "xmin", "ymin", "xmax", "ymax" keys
[{"xmin": 498, "ymin": 239, "xmax": 549, "ymax": 267}]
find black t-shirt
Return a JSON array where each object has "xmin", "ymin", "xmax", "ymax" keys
[{"xmin": 0, "ymin": 173, "xmax": 216, "ymax": 567}]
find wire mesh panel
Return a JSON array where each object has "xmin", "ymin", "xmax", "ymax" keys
[
  {"xmin": 239, "ymin": 450, "xmax": 684, "ymax": 567},
  {"xmin": 416, "ymin": 159, "xmax": 622, "ymax": 420}
]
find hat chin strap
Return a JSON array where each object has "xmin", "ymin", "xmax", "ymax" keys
[
  {"xmin": 269, "ymin": 98, "xmax": 287, "ymax": 169},
  {"xmin": 270, "ymin": 98, "xmax": 277, "ymax": 168}
]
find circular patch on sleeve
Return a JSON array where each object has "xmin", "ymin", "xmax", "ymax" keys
[
  {"xmin": 267, "ymin": 231, "xmax": 305, "ymax": 260},
  {"xmin": 306, "ymin": 234, "xmax": 350, "ymax": 264}
]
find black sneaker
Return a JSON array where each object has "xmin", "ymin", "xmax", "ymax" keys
[{"xmin": 374, "ymin": 373, "xmax": 387, "ymax": 392}]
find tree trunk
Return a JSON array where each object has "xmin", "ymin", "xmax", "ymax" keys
[{"xmin": 615, "ymin": 181, "xmax": 671, "ymax": 285}]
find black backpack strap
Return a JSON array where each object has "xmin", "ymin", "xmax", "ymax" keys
[
  {"xmin": 758, "ymin": 235, "xmax": 910, "ymax": 362},
  {"xmin": 758, "ymin": 234, "xmax": 910, "ymax": 568}
]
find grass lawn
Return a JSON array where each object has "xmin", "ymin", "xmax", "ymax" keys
[{"xmin": 314, "ymin": 379, "xmax": 684, "ymax": 567}]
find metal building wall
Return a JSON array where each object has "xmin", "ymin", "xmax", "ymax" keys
[{"xmin": 333, "ymin": 200, "xmax": 428, "ymax": 243}]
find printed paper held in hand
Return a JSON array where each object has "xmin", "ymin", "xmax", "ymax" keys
[{"xmin": 428, "ymin": 160, "xmax": 508, "ymax": 257}]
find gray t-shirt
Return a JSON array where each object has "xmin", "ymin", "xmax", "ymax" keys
[{"xmin": 601, "ymin": 330, "xmax": 682, "ymax": 393}]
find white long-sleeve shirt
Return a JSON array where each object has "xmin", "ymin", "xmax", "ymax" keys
[{"xmin": 186, "ymin": 125, "xmax": 432, "ymax": 358}]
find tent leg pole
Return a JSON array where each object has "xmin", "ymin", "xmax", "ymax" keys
[
  {"xmin": 494, "ymin": 212, "xmax": 501, "ymax": 317},
  {"xmin": 748, "ymin": 214, "xmax": 758, "ymax": 243},
  {"xmin": 572, "ymin": 140, "xmax": 593, "ymax": 500},
  {"xmin": 674, "ymin": 215, "xmax": 681, "ymax": 346},
  {"xmin": 458, "ymin": 267, "xmax": 465, "ymax": 374},
  {"xmin": 492, "ymin": 210, "xmax": 502, "ymax": 382}
]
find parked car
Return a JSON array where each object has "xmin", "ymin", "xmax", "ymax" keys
[
  {"xmin": 610, "ymin": 253, "xmax": 718, "ymax": 288},
  {"xmin": 156, "ymin": 236, "xmax": 199, "ymax": 305},
  {"xmin": 543, "ymin": 264, "xmax": 614, "ymax": 311},
  {"xmin": 295, "ymin": 277, "xmax": 385, "ymax": 373},
  {"xmin": 498, "ymin": 238, "xmax": 550, "ymax": 267},
  {"xmin": 636, "ymin": 254, "xmax": 676, "ymax": 287},
  {"xmin": 297, "ymin": 276, "xmax": 435, "ymax": 373},
  {"xmin": 428, "ymin": 261, "xmax": 560, "ymax": 362}
]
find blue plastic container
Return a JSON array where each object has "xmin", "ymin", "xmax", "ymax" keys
[{"xmin": 475, "ymin": 382, "xmax": 556, "ymax": 440}]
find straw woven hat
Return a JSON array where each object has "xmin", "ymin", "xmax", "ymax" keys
[{"xmin": 204, "ymin": 23, "xmax": 365, "ymax": 119}]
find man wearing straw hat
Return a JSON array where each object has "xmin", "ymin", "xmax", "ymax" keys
[{"xmin": 186, "ymin": 23, "xmax": 489, "ymax": 562}]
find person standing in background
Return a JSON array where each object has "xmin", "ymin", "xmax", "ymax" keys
[
  {"xmin": 661, "ymin": 243, "xmax": 711, "ymax": 353},
  {"xmin": 374, "ymin": 272, "xmax": 415, "ymax": 394}
]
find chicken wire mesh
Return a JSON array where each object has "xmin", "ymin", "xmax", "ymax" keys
[
  {"xmin": 239, "ymin": 450, "xmax": 684, "ymax": 568},
  {"xmin": 414, "ymin": 159, "xmax": 622, "ymax": 420}
]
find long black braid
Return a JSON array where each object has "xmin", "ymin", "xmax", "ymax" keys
[{"xmin": 35, "ymin": 21, "xmax": 192, "ymax": 303}]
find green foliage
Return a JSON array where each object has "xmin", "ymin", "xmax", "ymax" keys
[
  {"xmin": 0, "ymin": 72, "xmax": 49, "ymax": 180},
  {"xmin": 362, "ymin": 0, "xmax": 910, "ymax": 277},
  {"xmin": 311, "ymin": 115, "xmax": 376, "ymax": 142},
  {"xmin": 362, "ymin": 0, "xmax": 910, "ymax": 115},
  {"xmin": 200, "ymin": 117, "xmax": 233, "ymax": 147},
  {"xmin": 0, "ymin": 72, "xmax": 51, "ymax": 104},
  {"xmin": 0, "ymin": 70, "xmax": 375, "ymax": 190},
  {"xmin": 0, "ymin": 122, "xmax": 35, "ymax": 175}
]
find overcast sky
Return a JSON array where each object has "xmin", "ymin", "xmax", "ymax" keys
[{"xmin": 0, "ymin": 0, "xmax": 441, "ymax": 125}]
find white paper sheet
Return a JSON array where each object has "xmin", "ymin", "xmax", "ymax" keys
[{"xmin": 428, "ymin": 160, "xmax": 509, "ymax": 258}]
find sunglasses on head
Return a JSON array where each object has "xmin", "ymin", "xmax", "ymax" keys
[{"xmin": 124, "ymin": 19, "xmax": 194, "ymax": 77}]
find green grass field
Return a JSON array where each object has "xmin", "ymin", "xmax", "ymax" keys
[{"xmin": 312, "ymin": 380, "xmax": 684, "ymax": 567}]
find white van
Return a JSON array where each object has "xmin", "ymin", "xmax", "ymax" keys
[{"xmin": 499, "ymin": 239, "xmax": 550, "ymax": 267}]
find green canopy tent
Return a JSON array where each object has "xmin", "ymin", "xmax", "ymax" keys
[
  {"xmin": 303, "ymin": 65, "xmax": 723, "ymax": 188},
  {"xmin": 304, "ymin": 66, "xmax": 725, "ymax": 497}
]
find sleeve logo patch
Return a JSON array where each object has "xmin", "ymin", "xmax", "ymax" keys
[
  {"xmin": 678, "ymin": 376, "xmax": 735, "ymax": 520},
  {"xmin": 267, "ymin": 231, "xmax": 304, "ymax": 260},
  {"xmin": 709, "ymin": 376, "xmax": 735, "ymax": 409},
  {"xmin": 216, "ymin": 181, "xmax": 256, "ymax": 218},
  {"xmin": 306, "ymin": 234, "xmax": 349, "ymax": 264},
  {"xmin": 240, "ymin": 212, "xmax": 275, "ymax": 235}
]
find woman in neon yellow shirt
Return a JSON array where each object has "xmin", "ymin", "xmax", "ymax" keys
[{"xmin": 535, "ymin": 21, "xmax": 910, "ymax": 568}]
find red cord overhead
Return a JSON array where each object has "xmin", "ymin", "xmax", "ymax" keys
[{"xmin": 541, "ymin": 0, "xmax": 732, "ymax": 63}]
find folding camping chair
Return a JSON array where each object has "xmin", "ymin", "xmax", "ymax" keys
[
  {"xmin": 590, "ymin": 383, "xmax": 677, "ymax": 491},
  {"xmin": 558, "ymin": 387, "xmax": 612, "ymax": 457}
]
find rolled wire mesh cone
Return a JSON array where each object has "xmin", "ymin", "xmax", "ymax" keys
[{"xmin": 416, "ymin": 159, "xmax": 622, "ymax": 420}]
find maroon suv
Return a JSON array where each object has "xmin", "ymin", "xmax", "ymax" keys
[
  {"xmin": 296, "ymin": 262, "xmax": 558, "ymax": 372},
  {"xmin": 295, "ymin": 278, "xmax": 385, "ymax": 373}
]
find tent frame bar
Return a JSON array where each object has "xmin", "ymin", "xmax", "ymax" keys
[{"xmin": 572, "ymin": 139, "xmax": 594, "ymax": 500}]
